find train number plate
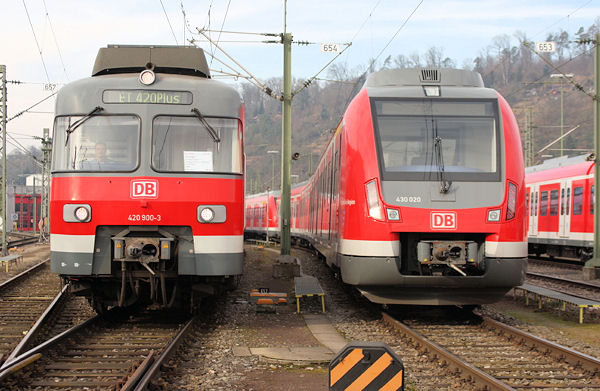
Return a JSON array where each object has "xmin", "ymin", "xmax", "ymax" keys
[{"xmin": 431, "ymin": 211, "xmax": 457, "ymax": 229}]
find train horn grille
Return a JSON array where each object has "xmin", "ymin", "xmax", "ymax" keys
[{"xmin": 420, "ymin": 69, "xmax": 440, "ymax": 83}]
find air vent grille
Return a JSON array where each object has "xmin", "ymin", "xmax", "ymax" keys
[{"xmin": 420, "ymin": 69, "xmax": 440, "ymax": 83}]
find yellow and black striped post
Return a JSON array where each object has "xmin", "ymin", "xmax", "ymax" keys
[{"xmin": 329, "ymin": 342, "xmax": 404, "ymax": 391}]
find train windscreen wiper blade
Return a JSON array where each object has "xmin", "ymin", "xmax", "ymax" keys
[
  {"xmin": 65, "ymin": 106, "xmax": 104, "ymax": 146},
  {"xmin": 191, "ymin": 108, "xmax": 221, "ymax": 143},
  {"xmin": 434, "ymin": 135, "xmax": 452, "ymax": 194}
]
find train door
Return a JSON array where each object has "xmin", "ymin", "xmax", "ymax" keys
[
  {"xmin": 559, "ymin": 180, "xmax": 570, "ymax": 237},
  {"xmin": 530, "ymin": 186, "xmax": 539, "ymax": 236},
  {"xmin": 570, "ymin": 180, "xmax": 586, "ymax": 233},
  {"xmin": 538, "ymin": 183, "xmax": 560, "ymax": 233},
  {"xmin": 525, "ymin": 187, "xmax": 530, "ymax": 235}
]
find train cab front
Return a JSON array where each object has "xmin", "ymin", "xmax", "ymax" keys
[
  {"xmin": 340, "ymin": 68, "xmax": 527, "ymax": 305},
  {"xmin": 49, "ymin": 49, "xmax": 245, "ymax": 312}
]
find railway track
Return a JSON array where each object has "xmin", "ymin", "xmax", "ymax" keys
[
  {"xmin": 526, "ymin": 271, "xmax": 600, "ymax": 301},
  {"xmin": 0, "ymin": 309, "xmax": 193, "ymax": 390},
  {"xmin": 0, "ymin": 261, "xmax": 61, "ymax": 365},
  {"xmin": 383, "ymin": 311, "xmax": 600, "ymax": 390}
]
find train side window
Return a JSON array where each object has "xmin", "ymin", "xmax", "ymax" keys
[
  {"xmin": 591, "ymin": 185, "xmax": 595, "ymax": 215},
  {"xmin": 549, "ymin": 190, "xmax": 559, "ymax": 216},
  {"xmin": 573, "ymin": 186, "xmax": 583, "ymax": 215},
  {"xmin": 534, "ymin": 191, "xmax": 538, "ymax": 216},
  {"xmin": 567, "ymin": 188, "xmax": 570, "ymax": 215},
  {"xmin": 560, "ymin": 188, "xmax": 565, "ymax": 215},
  {"xmin": 540, "ymin": 191, "xmax": 548, "ymax": 216}
]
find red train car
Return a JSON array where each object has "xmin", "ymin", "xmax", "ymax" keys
[
  {"xmin": 526, "ymin": 155, "xmax": 594, "ymax": 260},
  {"xmin": 245, "ymin": 190, "xmax": 280, "ymax": 241},
  {"xmin": 50, "ymin": 46, "xmax": 245, "ymax": 312},
  {"xmin": 247, "ymin": 68, "xmax": 527, "ymax": 305},
  {"xmin": 14, "ymin": 194, "xmax": 42, "ymax": 231}
]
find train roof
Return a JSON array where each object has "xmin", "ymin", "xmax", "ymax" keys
[
  {"xmin": 525, "ymin": 154, "xmax": 594, "ymax": 183},
  {"xmin": 92, "ymin": 45, "xmax": 210, "ymax": 78},
  {"xmin": 365, "ymin": 68, "xmax": 497, "ymax": 99}
]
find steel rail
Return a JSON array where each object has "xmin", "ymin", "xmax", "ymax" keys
[
  {"xmin": 0, "ymin": 314, "xmax": 101, "ymax": 382},
  {"xmin": 1, "ymin": 284, "xmax": 69, "ymax": 367},
  {"xmin": 482, "ymin": 316, "xmax": 600, "ymax": 373},
  {"xmin": 381, "ymin": 312, "xmax": 516, "ymax": 391},
  {"xmin": 132, "ymin": 317, "xmax": 195, "ymax": 391},
  {"xmin": 0, "ymin": 258, "xmax": 49, "ymax": 291},
  {"xmin": 527, "ymin": 271, "xmax": 600, "ymax": 290}
]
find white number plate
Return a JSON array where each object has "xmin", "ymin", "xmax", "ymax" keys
[
  {"xmin": 536, "ymin": 41, "xmax": 556, "ymax": 53},
  {"xmin": 320, "ymin": 43, "xmax": 340, "ymax": 53}
]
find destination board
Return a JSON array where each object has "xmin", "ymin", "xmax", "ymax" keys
[{"xmin": 103, "ymin": 90, "xmax": 192, "ymax": 105}]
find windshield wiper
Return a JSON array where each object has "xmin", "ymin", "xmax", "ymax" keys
[
  {"xmin": 191, "ymin": 108, "xmax": 221, "ymax": 143},
  {"xmin": 434, "ymin": 135, "xmax": 452, "ymax": 194},
  {"xmin": 65, "ymin": 106, "xmax": 103, "ymax": 146}
]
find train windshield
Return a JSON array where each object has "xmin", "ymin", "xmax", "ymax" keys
[
  {"xmin": 372, "ymin": 99, "xmax": 500, "ymax": 182},
  {"xmin": 152, "ymin": 116, "xmax": 242, "ymax": 174},
  {"xmin": 52, "ymin": 115, "xmax": 139, "ymax": 172}
]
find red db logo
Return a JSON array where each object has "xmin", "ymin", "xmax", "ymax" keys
[
  {"xmin": 431, "ymin": 211, "xmax": 457, "ymax": 230},
  {"xmin": 131, "ymin": 180, "xmax": 158, "ymax": 199}
]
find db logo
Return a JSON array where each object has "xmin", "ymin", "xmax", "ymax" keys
[
  {"xmin": 431, "ymin": 211, "xmax": 457, "ymax": 230},
  {"xmin": 131, "ymin": 180, "xmax": 159, "ymax": 199}
]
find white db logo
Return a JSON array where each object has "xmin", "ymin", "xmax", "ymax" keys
[
  {"xmin": 431, "ymin": 212, "xmax": 457, "ymax": 229},
  {"xmin": 131, "ymin": 180, "xmax": 158, "ymax": 199}
]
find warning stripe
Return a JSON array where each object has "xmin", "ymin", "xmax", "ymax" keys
[
  {"xmin": 379, "ymin": 369, "xmax": 403, "ymax": 391},
  {"xmin": 345, "ymin": 352, "xmax": 393, "ymax": 391},
  {"xmin": 329, "ymin": 348, "xmax": 364, "ymax": 386}
]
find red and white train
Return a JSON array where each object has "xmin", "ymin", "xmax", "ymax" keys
[
  {"xmin": 526, "ymin": 154, "xmax": 594, "ymax": 261},
  {"xmin": 50, "ymin": 45, "xmax": 245, "ymax": 312},
  {"xmin": 246, "ymin": 68, "xmax": 527, "ymax": 305}
]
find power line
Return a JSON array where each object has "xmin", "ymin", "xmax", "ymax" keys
[
  {"xmin": 160, "ymin": 0, "xmax": 179, "ymax": 44},
  {"xmin": 532, "ymin": 0, "xmax": 594, "ymax": 39},
  {"xmin": 22, "ymin": 0, "xmax": 51, "ymax": 83},
  {"xmin": 7, "ymin": 91, "xmax": 58, "ymax": 123},
  {"xmin": 373, "ymin": 0, "xmax": 424, "ymax": 63},
  {"xmin": 42, "ymin": 0, "xmax": 69, "ymax": 81},
  {"xmin": 212, "ymin": 0, "xmax": 232, "ymax": 67}
]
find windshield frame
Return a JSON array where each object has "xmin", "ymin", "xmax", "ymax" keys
[
  {"xmin": 150, "ymin": 114, "xmax": 243, "ymax": 175},
  {"xmin": 370, "ymin": 97, "xmax": 502, "ymax": 182},
  {"xmin": 51, "ymin": 113, "xmax": 141, "ymax": 173}
]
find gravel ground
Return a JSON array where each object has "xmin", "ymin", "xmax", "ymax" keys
[
  {"xmin": 0, "ymin": 242, "xmax": 50, "ymax": 284},
  {"xmin": 157, "ymin": 246, "xmax": 600, "ymax": 390}
]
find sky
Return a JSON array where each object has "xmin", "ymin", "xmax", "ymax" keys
[{"xmin": 1, "ymin": 0, "xmax": 599, "ymax": 153}]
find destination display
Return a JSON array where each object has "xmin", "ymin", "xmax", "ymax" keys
[{"xmin": 103, "ymin": 89, "xmax": 192, "ymax": 105}]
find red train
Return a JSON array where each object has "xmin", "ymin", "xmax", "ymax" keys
[
  {"xmin": 526, "ymin": 155, "xmax": 594, "ymax": 260},
  {"xmin": 246, "ymin": 68, "xmax": 527, "ymax": 305},
  {"xmin": 50, "ymin": 46, "xmax": 245, "ymax": 312}
]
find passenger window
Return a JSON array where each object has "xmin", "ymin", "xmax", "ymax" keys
[
  {"xmin": 560, "ymin": 188, "xmax": 565, "ymax": 215},
  {"xmin": 525, "ymin": 193, "xmax": 529, "ymax": 215},
  {"xmin": 540, "ymin": 191, "xmax": 548, "ymax": 216},
  {"xmin": 567, "ymin": 188, "xmax": 570, "ymax": 215},
  {"xmin": 534, "ymin": 192, "xmax": 538, "ymax": 216},
  {"xmin": 550, "ymin": 190, "xmax": 559, "ymax": 216},
  {"xmin": 573, "ymin": 186, "xmax": 583, "ymax": 215}
]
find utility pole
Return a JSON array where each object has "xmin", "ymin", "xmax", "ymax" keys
[
  {"xmin": 0, "ymin": 65, "xmax": 7, "ymax": 255},
  {"xmin": 280, "ymin": 25, "xmax": 292, "ymax": 256},
  {"xmin": 587, "ymin": 33, "xmax": 600, "ymax": 279},
  {"xmin": 40, "ymin": 128, "xmax": 51, "ymax": 242},
  {"xmin": 525, "ymin": 108, "xmax": 534, "ymax": 167}
]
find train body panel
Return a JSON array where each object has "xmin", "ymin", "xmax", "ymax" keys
[
  {"xmin": 526, "ymin": 156, "xmax": 595, "ymax": 260},
  {"xmin": 50, "ymin": 46, "xmax": 244, "ymax": 312},
  {"xmin": 247, "ymin": 68, "xmax": 527, "ymax": 305}
]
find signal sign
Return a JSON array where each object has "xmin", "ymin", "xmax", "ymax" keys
[
  {"xmin": 535, "ymin": 41, "xmax": 556, "ymax": 53},
  {"xmin": 329, "ymin": 342, "xmax": 404, "ymax": 391}
]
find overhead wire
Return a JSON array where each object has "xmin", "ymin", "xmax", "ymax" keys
[
  {"xmin": 212, "ymin": 0, "xmax": 232, "ymax": 67},
  {"xmin": 22, "ymin": 0, "xmax": 51, "ymax": 83},
  {"xmin": 42, "ymin": 0, "xmax": 69, "ymax": 81},
  {"xmin": 7, "ymin": 91, "xmax": 58, "ymax": 123},
  {"xmin": 160, "ymin": 0, "xmax": 179, "ymax": 44},
  {"xmin": 373, "ymin": 0, "xmax": 424, "ymax": 63}
]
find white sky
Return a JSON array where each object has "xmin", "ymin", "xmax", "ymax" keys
[{"xmin": 1, "ymin": 0, "xmax": 599, "ymax": 152}]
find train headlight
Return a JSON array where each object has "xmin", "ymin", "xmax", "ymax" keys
[
  {"xmin": 487, "ymin": 209, "xmax": 501, "ymax": 222},
  {"xmin": 423, "ymin": 85, "xmax": 440, "ymax": 97},
  {"xmin": 386, "ymin": 208, "xmax": 401, "ymax": 221},
  {"xmin": 139, "ymin": 69, "xmax": 156, "ymax": 85},
  {"xmin": 74, "ymin": 206, "xmax": 90, "ymax": 222},
  {"xmin": 199, "ymin": 207, "xmax": 215, "ymax": 223},
  {"xmin": 365, "ymin": 179, "xmax": 385, "ymax": 221}
]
